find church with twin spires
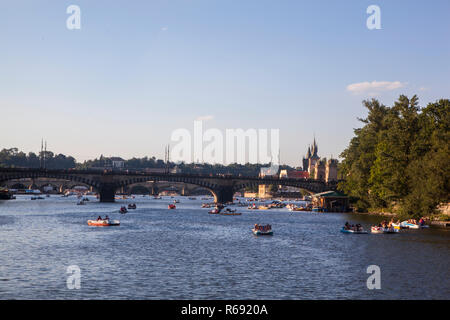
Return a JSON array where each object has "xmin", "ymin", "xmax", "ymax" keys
[{"xmin": 302, "ymin": 138, "xmax": 337, "ymax": 182}]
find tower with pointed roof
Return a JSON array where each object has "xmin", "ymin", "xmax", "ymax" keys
[{"xmin": 302, "ymin": 138, "xmax": 320, "ymax": 174}]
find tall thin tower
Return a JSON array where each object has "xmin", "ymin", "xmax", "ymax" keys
[
  {"xmin": 165, "ymin": 144, "xmax": 170, "ymax": 174},
  {"xmin": 44, "ymin": 140, "xmax": 47, "ymax": 169},
  {"xmin": 40, "ymin": 139, "xmax": 43, "ymax": 168}
]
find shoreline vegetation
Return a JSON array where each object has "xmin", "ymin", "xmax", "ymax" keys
[{"xmin": 338, "ymin": 95, "xmax": 449, "ymax": 220}]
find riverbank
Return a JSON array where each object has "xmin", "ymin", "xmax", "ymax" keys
[
  {"xmin": 430, "ymin": 220, "xmax": 450, "ymax": 228},
  {"xmin": 347, "ymin": 208, "xmax": 450, "ymax": 228},
  {"xmin": 348, "ymin": 208, "xmax": 396, "ymax": 217}
]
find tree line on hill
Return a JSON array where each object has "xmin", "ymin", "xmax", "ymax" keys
[
  {"xmin": 0, "ymin": 149, "xmax": 294, "ymax": 176},
  {"xmin": 338, "ymin": 95, "xmax": 449, "ymax": 218},
  {"xmin": 0, "ymin": 148, "xmax": 76, "ymax": 169}
]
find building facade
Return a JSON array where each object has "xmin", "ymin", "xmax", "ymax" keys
[
  {"xmin": 302, "ymin": 138, "xmax": 320, "ymax": 174},
  {"xmin": 302, "ymin": 138, "xmax": 338, "ymax": 183},
  {"xmin": 325, "ymin": 159, "xmax": 338, "ymax": 182}
]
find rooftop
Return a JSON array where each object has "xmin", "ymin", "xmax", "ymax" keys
[{"xmin": 313, "ymin": 190, "xmax": 347, "ymax": 198}]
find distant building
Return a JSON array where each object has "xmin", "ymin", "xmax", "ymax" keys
[
  {"xmin": 301, "ymin": 138, "xmax": 339, "ymax": 182},
  {"xmin": 314, "ymin": 159, "xmax": 326, "ymax": 181},
  {"xmin": 258, "ymin": 167, "xmax": 278, "ymax": 198},
  {"xmin": 279, "ymin": 169, "xmax": 309, "ymax": 193},
  {"xmin": 170, "ymin": 165, "xmax": 182, "ymax": 174},
  {"xmin": 279, "ymin": 169, "xmax": 309, "ymax": 180},
  {"xmin": 110, "ymin": 157, "xmax": 125, "ymax": 169},
  {"xmin": 325, "ymin": 159, "xmax": 338, "ymax": 182},
  {"xmin": 302, "ymin": 138, "xmax": 320, "ymax": 174},
  {"xmin": 91, "ymin": 156, "xmax": 125, "ymax": 170}
]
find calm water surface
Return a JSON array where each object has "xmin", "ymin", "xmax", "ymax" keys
[{"xmin": 0, "ymin": 195, "xmax": 449, "ymax": 299}]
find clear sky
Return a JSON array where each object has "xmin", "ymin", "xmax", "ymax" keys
[{"xmin": 1, "ymin": 0, "xmax": 449, "ymax": 166}]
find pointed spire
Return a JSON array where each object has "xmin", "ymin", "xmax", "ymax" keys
[{"xmin": 313, "ymin": 136, "xmax": 318, "ymax": 157}]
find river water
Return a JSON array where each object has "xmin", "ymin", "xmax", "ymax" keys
[{"xmin": 0, "ymin": 195, "xmax": 449, "ymax": 300}]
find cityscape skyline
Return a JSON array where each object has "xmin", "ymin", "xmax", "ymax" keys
[{"xmin": 1, "ymin": 0, "xmax": 449, "ymax": 166}]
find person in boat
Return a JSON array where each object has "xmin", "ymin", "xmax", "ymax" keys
[
  {"xmin": 105, "ymin": 215, "xmax": 109, "ymax": 221},
  {"xmin": 97, "ymin": 216, "xmax": 102, "ymax": 221},
  {"xmin": 419, "ymin": 217, "xmax": 425, "ymax": 225},
  {"xmin": 344, "ymin": 222, "xmax": 350, "ymax": 230}
]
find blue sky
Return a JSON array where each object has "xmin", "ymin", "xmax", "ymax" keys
[{"xmin": 1, "ymin": 0, "xmax": 449, "ymax": 165}]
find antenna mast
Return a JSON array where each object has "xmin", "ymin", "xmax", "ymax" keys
[
  {"xmin": 165, "ymin": 144, "xmax": 170, "ymax": 174},
  {"xmin": 44, "ymin": 140, "xmax": 47, "ymax": 169},
  {"xmin": 40, "ymin": 139, "xmax": 43, "ymax": 169}
]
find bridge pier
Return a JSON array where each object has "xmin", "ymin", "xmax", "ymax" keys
[
  {"xmin": 213, "ymin": 186, "xmax": 234, "ymax": 204},
  {"xmin": 99, "ymin": 183, "xmax": 116, "ymax": 203}
]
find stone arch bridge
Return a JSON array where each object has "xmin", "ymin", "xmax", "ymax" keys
[{"xmin": 0, "ymin": 168, "xmax": 338, "ymax": 203}]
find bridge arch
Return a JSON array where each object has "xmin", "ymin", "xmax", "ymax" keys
[{"xmin": 0, "ymin": 171, "xmax": 100, "ymax": 190}]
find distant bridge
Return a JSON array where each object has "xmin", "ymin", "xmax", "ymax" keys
[{"xmin": 0, "ymin": 168, "xmax": 338, "ymax": 203}]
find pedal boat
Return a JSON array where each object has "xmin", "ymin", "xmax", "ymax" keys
[
  {"xmin": 87, "ymin": 219, "xmax": 120, "ymax": 227},
  {"xmin": 341, "ymin": 227, "xmax": 368, "ymax": 234},
  {"xmin": 371, "ymin": 226, "xmax": 399, "ymax": 234},
  {"xmin": 400, "ymin": 221, "xmax": 429, "ymax": 229},
  {"xmin": 220, "ymin": 211, "xmax": 242, "ymax": 216},
  {"xmin": 252, "ymin": 228, "xmax": 273, "ymax": 236}
]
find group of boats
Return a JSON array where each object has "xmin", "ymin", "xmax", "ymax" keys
[
  {"xmin": 82, "ymin": 196, "xmax": 431, "ymax": 240},
  {"xmin": 342, "ymin": 218, "xmax": 429, "ymax": 234},
  {"xmin": 87, "ymin": 203, "xmax": 137, "ymax": 226}
]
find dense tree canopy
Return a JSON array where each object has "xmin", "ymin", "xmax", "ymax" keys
[
  {"xmin": 0, "ymin": 148, "xmax": 76, "ymax": 169},
  {"xmin": 338, "ymin": 95, "xmax": 449, "ymax": 218},
  {"xmin": 0, "ymin": 149, "xmax": 294, "ymax": 177}
]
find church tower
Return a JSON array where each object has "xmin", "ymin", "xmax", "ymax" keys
[{"xmin": 302, "ymin": 145, "xmax": 311, "ymax": 171}]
